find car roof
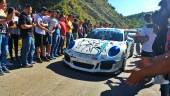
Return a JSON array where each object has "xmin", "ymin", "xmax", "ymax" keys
[
  {"xmin": 124, "ymin": 29, "xmax": 137, "ymax": 32},
  {"xmin": 93, "ymin": 28, "xmax": 124, "ymax": 34}
]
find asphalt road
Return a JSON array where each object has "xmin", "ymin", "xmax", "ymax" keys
[{"xmin": 0, "ymin": 55, "xmax": 160, "ymax": 96}]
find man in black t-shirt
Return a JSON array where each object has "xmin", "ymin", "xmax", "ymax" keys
[{"xmin": 19, "ymin": 5, "xmax": 36, "ymax": 68}]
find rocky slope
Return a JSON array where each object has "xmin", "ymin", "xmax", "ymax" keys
[{"xmin": 9, "ymin": 0, "xmax": 144, "ymax": 28}]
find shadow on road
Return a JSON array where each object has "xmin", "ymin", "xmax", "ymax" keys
[
  {"xmin": 100, "ymin": 78, "xmax": 153, "ymax": 96},
  {"xmin": 133, "ymin": 55, "xmax": 141, "ymax": 58},
  {"xmin": 128, "ymin": 59, "xmax": 142, "ymax": 68},
  {"xmin": 47, "ymin": 60, "xmax": 113, "ymax": 82}
]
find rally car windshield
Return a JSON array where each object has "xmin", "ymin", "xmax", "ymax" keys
[{"xmin": 87, "ymin": 29, "xmax": 124, "ymax": 41}]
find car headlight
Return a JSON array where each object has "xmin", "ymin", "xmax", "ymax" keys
[
  {"xmin": 68, "ymin": 41, "xmax": 75, "ymax": 49},
  {"xmin": 108, "ymin": 46, "xmax": 120, "ymax": 57}
]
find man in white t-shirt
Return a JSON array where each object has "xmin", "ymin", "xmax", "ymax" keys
[
  {"xmin": 137, "ymin": 14, "xmax": 157, "ymax": 67},
  {"xmin": 137, "ymin": 14, "xmax": 168, "ymax": 84},
  {"xmin": 34, "ymin": 7, "xmax": 51, "ymax": 63}
]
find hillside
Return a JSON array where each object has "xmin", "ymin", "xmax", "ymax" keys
[
  {"xmin": 126, "ymin": 12, "xmax": 154, "ymax": 28},
  {"xmin": 9, "ymin": 0, "xmax": 143, "ymax": 28}
]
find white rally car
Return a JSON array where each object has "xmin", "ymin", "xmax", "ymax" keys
[{"xmin": 64, "ymin": 28, "xmax": 134, "ymax": 75}]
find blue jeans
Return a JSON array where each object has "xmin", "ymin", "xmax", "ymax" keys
[
  {"xmin": 0, "ymin": 34, "xmax": 2, "ymax": 69},
  {"xmin": 21, "ymin": 36, "xmax": 35, "ymax": 65},
  {"xmin": 0, "ymin": 35, "xmax": 8, "ymax": 69},
  {"xmin": 58, "ymin": 36, "xmax": 65, "ymax": 54},
  {"xmin": 51, "ymin": 33, "xmax": 60, "ymax": 57},
  {"xmin": 0, "ymin": 34, "xmax": 2, "ymax": 55},
  {"xmin": 47, "ymin": 34, "xmax": 52, "ymax": 45},
  {"xmin": 66, "ymin": 32, "xmax": 74, "ymax": 48}
]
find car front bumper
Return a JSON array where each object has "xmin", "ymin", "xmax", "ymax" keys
[{"xmin": 64, "ymin": 52, "xmax": 123, "ymax": 73}]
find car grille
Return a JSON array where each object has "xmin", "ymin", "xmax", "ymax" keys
[
  {"xmin": 100, "ymin": 61, "xmax": 115, "ymax": 70},
  {"xmin": 73, "ymin": 61, "xmax": 94, "ymax": 69},
  {"xmin": 64, "ymin": 53, "xmax": 71, "ymax": 62}
]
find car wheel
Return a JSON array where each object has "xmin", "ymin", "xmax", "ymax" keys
[
  {"xmin": 120, "ymin": 56, "xmax": 126, "ymax": 72},
  {"xmin": 113, "ymin": 56, "xmax": 126, "ymax": 76}
]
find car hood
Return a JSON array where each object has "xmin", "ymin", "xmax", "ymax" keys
[{"xmin": 71, "ymin": 38, "xmax": 126, "ymax": 56}]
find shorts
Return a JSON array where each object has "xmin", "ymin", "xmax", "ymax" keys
[
  {"xmin": 141, "ymin": 50, "xmax": 155, "ymax": 57},
  {"xmin": 34, "ymin": 32, "xmax": 48, "ymax": 47}
]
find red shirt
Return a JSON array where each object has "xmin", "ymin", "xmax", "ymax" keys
[{"xmin": 59, "ymin": 20, "xmax": 67, "ymax": 36}]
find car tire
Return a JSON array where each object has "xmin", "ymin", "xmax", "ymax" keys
[
  {"xmin": 120, "ymin": 56, "xmax": 126, "ymax": 72},
  {"xmin": 112, "ymin": 56, "xmax": 126, "ymax": 76}
]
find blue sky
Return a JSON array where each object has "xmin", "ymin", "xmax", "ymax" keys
[{"xmin": 108, "ymin": 0, "xmax": 161, "ymax": 16}]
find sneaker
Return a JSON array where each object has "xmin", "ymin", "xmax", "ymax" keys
[
  {"xmin": 29, "ymin": 61, "xmax": 36, "ymax": 65},
  {"xmin": 54, "ymin": 54, "xmax": 59, "ymax": 57},
  {"xmin": 16, "ymin": 57, "xmax": 20, "ymax": 62},
  {"xmin": 52, "ymin": 56, "xmax": 56, "ymax": 59},
  {"xmin": 41, "ymin": 56, "xmax": 50, "ymax": 62},
  {"xmin": 6, "ymin": 62, "xmax": 14, "ymax": 66},
  {"xmin": 0, "ymin": 69, "xmax": 4, "ymax": 76},
  {"xmin": 23, "ymin": 64, "xmax": 33, "ymax": 68},
  {"xmin": 36, "ymin": 58, "xmax": 43, "ymax": 63},
  {"xmin": 153, "ymin": 75, "xmax": 169, "ymax": 84},
  {"xmin": 61, "ymin": 51, "xmax": 64, "ymax": 55},
  {"xmin": 47, "ymin": 56, "xmax": 52, "ymax": 60},
  {"xmin": 2, "ymin": 67, "xmax": 10, "ymax": 73},
  {"xmin": 10, "ymin": 57, "xmax": 14, "ymax": 62}
]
